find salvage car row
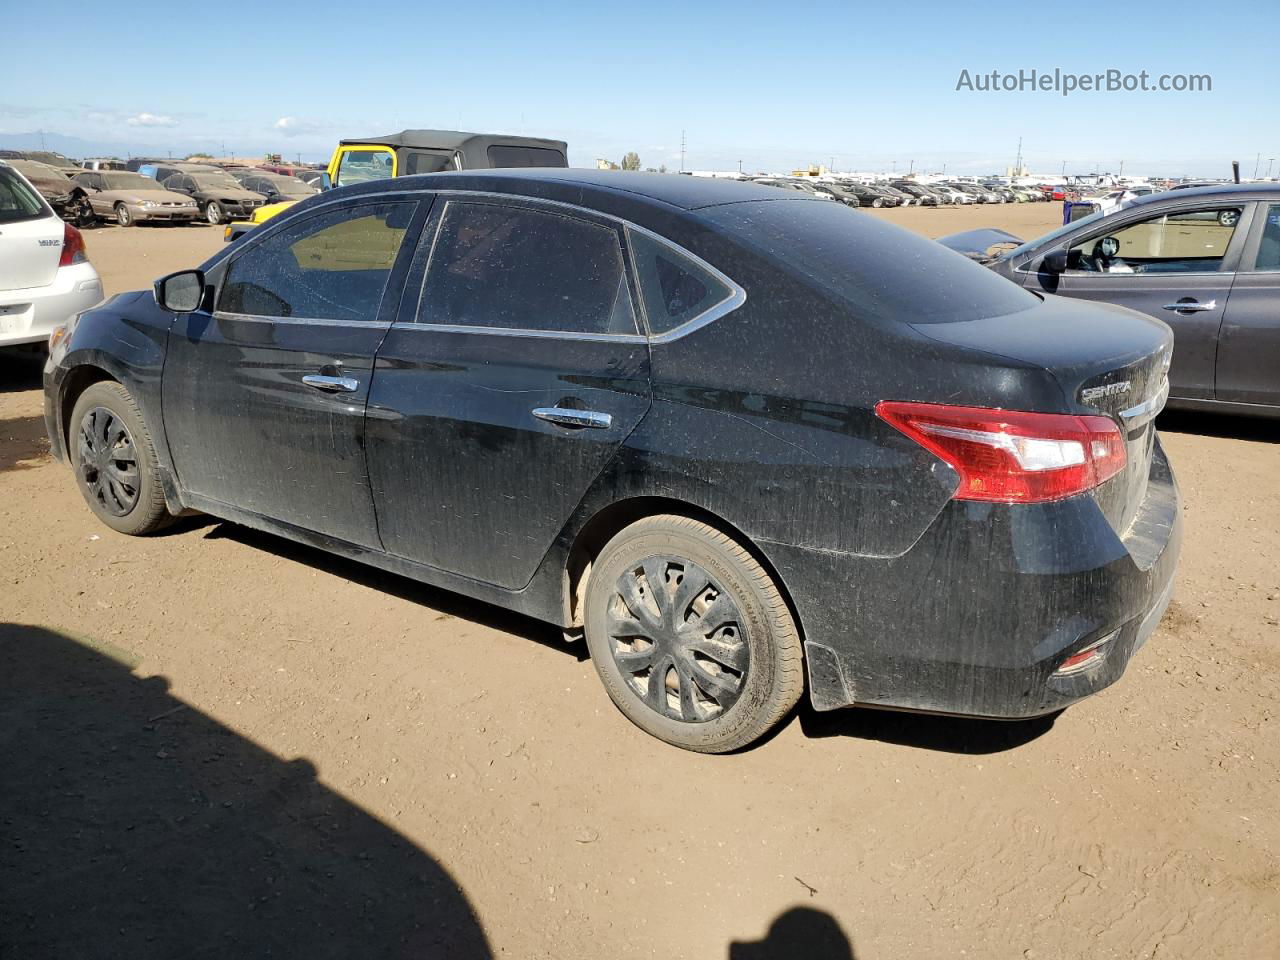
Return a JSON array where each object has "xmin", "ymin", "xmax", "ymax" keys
[{"xmin": 0, "ymin": 152, "xmax": 323, "ymax": 227}]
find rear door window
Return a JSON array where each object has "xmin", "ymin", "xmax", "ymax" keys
[
  {"xmin": 417, "ymin": 201, "xmax": 636, "ymax": 336},
  {"xmin": 628, "ymin": 229, "xmax": 738, "ymax": 336},
  {"xmin": 219, "ymin": 201, "xmax": 414, "ymax": 321},
  {"xmin": 1250, "ymin": 204, "xmax": 1280, "ymax": 271}
]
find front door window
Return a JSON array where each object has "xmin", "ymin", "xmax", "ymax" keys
[{"xmin": 1067, "ymin": 207, "xmax": 1244, "ymax": 274}]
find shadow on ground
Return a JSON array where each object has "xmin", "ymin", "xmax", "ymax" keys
[
  {"xmin": 798, "ymin": 703, "xmax": 1058, "ymax": 754},
  {"xmin": 729, "ymin": 907, "xmax": 857, "ymax": 959},
  {"xmin": 1158, "ymin": 409, "xmax": 1278, "ymax": 443},
  {"xmin": 200, "ymin": 521, "xmax": 585, "ymax": 661},
  {"xmin": 0, "ymin": 622, "xmax": 493, "ymax": 959},
  {"xmin": 0, "ymin": 349, "xmax": 44, "ymax": 394}
]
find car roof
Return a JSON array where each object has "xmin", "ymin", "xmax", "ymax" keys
[
  {"xmin": 354, "ymin": 168, "xmax": 825, "ymax": 211},
  {"xmin": 1125, "ymin": 181, "xmax": 1280, "ymax": 206},
  {"xmin": 339, "ymin": 129, "xmax": 568, "ymax": 153}
]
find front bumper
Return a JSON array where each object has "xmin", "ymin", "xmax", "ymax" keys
[
  {"xmin": 0, "ymin": 263, "xmax": 103, "ymax": 348},
  {"xmin": 775, "ymin": 436, "xmax": 1182, "ymax": 719},
  {"xmin": 132, "ymin": 203, "xmax": 199, "ymax": 222}
]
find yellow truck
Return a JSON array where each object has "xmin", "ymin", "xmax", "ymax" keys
[{"xmin": 225, "ymin": 128, "xmax": 568, "ymax": 241}]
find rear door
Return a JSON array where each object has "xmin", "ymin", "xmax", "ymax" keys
[
  {"xmin": 1021, "ymin": 201, "xmax": 1252, "ymax": 400},
  {"xmin": 163, "ymin": 197, "xmax": 426, "ymax": 546},
  {"xmin": 1216, "ymin": 201, "xmax": 1280, "ymax": 406},
  {"xmin": 0, "ymin": 165, "xmax": 61, "ymax": 293},
  {"xmin": 365, "ymin": 197, "xmax": 650, "ymax": 589}
]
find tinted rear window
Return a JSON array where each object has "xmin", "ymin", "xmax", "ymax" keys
[
  {"xmin": 704, "ymin": 200, "xmax": 1037, "ymax": 325},
  {"xmin": 485, "ymin": 145, "xmax": 567, "ymax": 168},
  {"xmin": 0, "ymin": 166, "xmax": 48, "ymax": 223}
]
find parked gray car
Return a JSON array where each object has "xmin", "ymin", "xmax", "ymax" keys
[{"xmin": 941, "ymin": 183, "xmax": 1280, "ymax": 416}]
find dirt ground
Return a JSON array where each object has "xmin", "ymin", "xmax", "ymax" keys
[{"xmin": 2, "ymin": 205, "xmax": 1278, "ymax": 960}]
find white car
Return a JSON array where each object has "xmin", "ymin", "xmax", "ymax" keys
[{"xmin": 0, "ymin": 160, "xmax": 103, "ymax": 350}]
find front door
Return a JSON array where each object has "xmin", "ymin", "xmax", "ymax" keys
[
  {"xmin": 1217, "ymin": 201, "xmax": 1280, "ymax": 406},
  {"xmin": 163, "ymin": 197, "xmax": 425, "ymax": 547},
  {"xmin": 1023, "ymin": 202, "xmax": 1252, "ymax": 400},
  {"xmin": 365, "ymin": 197, "xmax": 651, "ymax": 590}
]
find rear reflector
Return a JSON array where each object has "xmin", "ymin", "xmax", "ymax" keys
[
  {"xmin": 876, "ymin": 401, "xmax": 1126, "ymax": 503},
  {"xmin": 1053, "ymin": 631, "xmax": 1118, "ymax": 676},
  {"xmin": 58, "ymin": 222, "xmax": 86, "ymax": 268}
]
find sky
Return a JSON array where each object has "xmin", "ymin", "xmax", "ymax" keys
[{"xmin": 2, "ymin": 0, "xmax": 1277, "ymax": 178}]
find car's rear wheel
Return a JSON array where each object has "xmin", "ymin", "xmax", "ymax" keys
[
  {"xmin": 583, "ymin": 515, "xmax": 804, "ymax": 753},
  {"xmin": 70, "ymin": 382, "xmax": 173, "ymax": 536},
  {"xmin": 115, "ymin": 203, "xmax": 134, "ymax": 227},
  {"xmin": 205, "ymin": 201, "xmax": 224, "ymax": 225}
]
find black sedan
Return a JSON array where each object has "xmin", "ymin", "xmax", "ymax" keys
[
  {"xmin": 43, "ymin": 171, "xmax": 1181, "ymax": 752},
  {"xmin": 942, "ymin": 183, "xmax": 1280, "ymax": 416}
]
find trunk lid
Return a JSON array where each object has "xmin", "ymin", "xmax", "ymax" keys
[
  {"xmin": 910, "ymin": 294, "xmax": 1173, "ymax": 535},
  {"xmin": 0, "ymin": 175, "xmax": 63, "ymax": 292}
]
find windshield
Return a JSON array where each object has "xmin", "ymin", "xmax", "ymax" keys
[
  {"xmin": 1005, "ymin": 210, "xmax": 1108, "ymax": 261},
  {"xmin": 266, "ymin": 175, "xmax": 316, "ymax": 192},
  {"xmin": 102, "ymin": 173, "xmax": 163, "ymax": 191}
]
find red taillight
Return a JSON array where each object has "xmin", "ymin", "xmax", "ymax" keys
[
  {"xmin": 876, "ymin": 401, "xmax": 1126, "ymax": 504},
  {"xmin": 59, "ymin": 222, "xmax": 86, "ymax": 268}
]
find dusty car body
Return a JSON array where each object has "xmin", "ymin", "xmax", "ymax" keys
[
  {"xmin": 230, "ymin": 170, "xmax": 318, "ymax": 203},
  {"xmin": 45, "ymin": 170, "xmax": 1180, "ymax": 752},
  {"xmin": 942, "ymin": 183, "xmax": 1280, "ymax": 416},
  {"xmin": 73, "ymin": 171, "xmax": 200, "ymax": 226},
  {"xmin": 7, "ymin": 160, "xmax": 92, "ymax": 224},
  {"xmin": 161, "ymin": 172, "xmax": 266, "ymax": 224}
]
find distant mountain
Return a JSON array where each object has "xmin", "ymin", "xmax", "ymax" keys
[{"xmin": 0, "ymin": 130, "xmax": 320, "ymax": 163}]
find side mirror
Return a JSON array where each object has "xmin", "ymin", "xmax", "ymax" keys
[
  {"xmin": 1041, "ymin": 249, "xmax": 1068, "ymax": 274},
  {"xmin": 318, "ymin": 173, "xmax": 333, "ymax": 191},
  {"xmin": 154, "ymin": 269, "xmax": 205, "ymax": 313}
]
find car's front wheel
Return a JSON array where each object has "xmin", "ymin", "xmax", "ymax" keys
[
  {"xmin": 584, "ymin": 515, "xmax": 804, "ymax": 753},
  {"xmin": 205, "ymin": 201, "xmax": 224, "ymax": 225},
  {"xmin": 115, "ymin": 203, "xmax": 134, "ymax": 227},
  {"xmin": 69, "ymin": 382, "xmax": 173, "ymax": 536}
]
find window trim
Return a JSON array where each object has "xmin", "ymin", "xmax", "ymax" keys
[{"xmin": 391, "ymin": 190, "xmax": 744, "ymax": 344}]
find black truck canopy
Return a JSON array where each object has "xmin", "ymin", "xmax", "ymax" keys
[{"xmin": 339, "ymin": 129, "xmax": 568, "ymax": 171}]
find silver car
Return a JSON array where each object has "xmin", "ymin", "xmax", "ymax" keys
[{"xmin": 0, "ymin": 161, "xmax": 103, "ymax": 349}]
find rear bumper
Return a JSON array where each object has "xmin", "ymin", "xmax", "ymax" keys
[
  {"xmin": 0, "ymin": 264, "xmax": 103, "ymax": 347},
  {"xmin": 777, "ymin": 436, "xmax": 1182, "ymax": 718}
]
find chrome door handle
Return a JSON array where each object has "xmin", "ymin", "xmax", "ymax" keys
[
  {"xmin": 302, "ymin": 374, "xmax": 360, "ymax": 393},
  {"xmin": 1162, "ymin": 300, "xmax": 1216, "ymax": 313},
  {"xmin": 532, "ymin": 407, "xmax": 612, "ymax": 429}
]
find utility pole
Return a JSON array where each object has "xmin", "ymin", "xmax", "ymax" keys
[
  {"xmin": 680, "ymin": 130, "xmax": 686, "ymax": 173},
  {"xmin": 908, "ymin": 159, "xmax": 914, "ymax": 175},
  {"xmin": 1061, "ymin": 160, "xmax": 1067, "ymax": 176},
  {"xmin": 1013, "ymin": 136, "xmax": 1022, "ymax": 176},
  {"xmin": 737, "ymin": 159, "xmax": 743, "ymax": 174},
  {"xmin": 1119, "ymin": 159, "xmax": 1125, "ymax": 177},
  {"xmin": 1268, "ymin": 158, "xmax": 1277, "ymax": 179},
  {"xmin": 1254, "ymin": 153, "xmax": 1262, "ymax": 178}
]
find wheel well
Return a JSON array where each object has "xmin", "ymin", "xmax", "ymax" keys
[
  {"xmin": 563, "ymin": 497, "xmax": 805, "ymax": 644},
  {"xmin": 60, "ymin": 365, "xmax": 116, "ymax": 451}
]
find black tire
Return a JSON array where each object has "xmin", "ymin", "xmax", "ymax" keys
[
  {"xmin": 115, "ymin": 203, "xmax": 135, "ymax": 227},
  {"xmin": 69, "ymin": 381, "xmax": 174, "ymax": 536},
  {"xmin": 583, "ymin": 515, "xmax": 803, "ymax": 753},
  {"xmin": 205, "ymin": 201, "xmax": 224, "ymax": 225},
  {"xmin": 1218, "ymin": 209, "xmax": 1239, "ymax": 227}
]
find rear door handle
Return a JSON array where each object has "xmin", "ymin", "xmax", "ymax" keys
[
  {"xmin": 532, "ymin": 407, "xmax": 612, "ymax": 429},
  {"xmin": 302, "ymin": 374, "xmax": 360, "ymax": 393},
  {"xmin": 1162, "ymin": 299, "xmax": 1216, "ymax": 313}
]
